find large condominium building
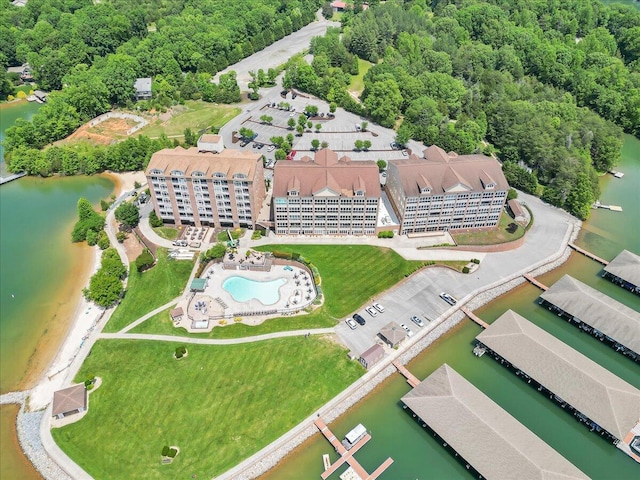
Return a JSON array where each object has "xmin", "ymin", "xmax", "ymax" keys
[
  {"xmin": 145, "ymin": 147, "xmax": 266, "ymax": 228},
  {"xmin": 386, "ymin": 145, "xmax": 509, "ymax": 234},
  {"xmin": 272, "ymin": 149, "xmax": 380, "ymax": 235}
]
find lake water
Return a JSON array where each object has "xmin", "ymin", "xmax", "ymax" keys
[
  {"xmin": 0, "ymin": 101, "xmax": 114, "ymax": 480},
  {"xmin": 261, "ymin": 135, "xmax": 640, "ymax": 480}
]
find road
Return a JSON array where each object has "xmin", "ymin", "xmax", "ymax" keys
[{"xmin": 214, "ymin": 13, "xmax": 339, "ymax": 90}]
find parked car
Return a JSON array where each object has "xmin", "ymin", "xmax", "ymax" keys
[
  {"xmin": 346, "ymin": 318, "xmax": 357, "ymax": 330},
  {"xmin": 410, "ymin": 315, "xmax": 424, "ymax": 327},
  {"xmin": 239, "ymin": 139, "xmax": 250, "ymax": 147},
  {"xmin": 266, "ymin": 145, "xmax": 276, "ymax": 152},
  {"xmin": 381, "ymin": 172, "xmax": 387, "ymax": 177},
  {"xmin": 365, "ymin": 306, "xmax": 378, "ymax": 317},
  {"xmin": 440, "ymin": 292, "xmax": 458, "ymax": 306},
  {"xmin": 353, "ymin": 313, "xmax": 366, "ymax": 326},
  {"xmin": 400, "ymin": 323, "xmax": 414, "ymax": 337},
  {"xmin": 401, "ymin": 149, "xmax": 408, "ymax": 156},
  {"xmin": 372, "ymin": 302, "xmax": 385, "ymax": 313},
  {"xmin": 390, "ymin": 142, "xmax": 399, "ymax": 150}
]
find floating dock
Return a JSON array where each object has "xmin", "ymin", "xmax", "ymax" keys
[
  {"xmin": 460, "ymin": 307, "xmax": 489, "ymax": 329},
  {"xmin": 523, "ymin": 273, "xmax": 548, "ymax": 290},
  {"xmin": 539, "ymin": 274, "xmax": 640, "ymax": 362},
  {"xmin": 392, "ymin": 360, "xmax": 420, "ymax": 387},
  {"xmin": 592, "ymin": 202, "xmax": 623, "ymax": 211},
  {"xmin": 609, "ymin": 170, "xmax": 625, "ymax": 178},
  {"xmin": 313, "ymin": 418, "xmax": 393, "ymax": 480},
  {"xmin": 476, "ymin": 310, "xmax": 640, "ymax": 464},
  {"xmin": 401, "ymin": 364, "xmax": 590, "ymax": 479},
  {"xmin": 568, "ymin": 243, "xmax": 609, "ymax": 265},
  {"xmin": 0, "ymin": 172, "xmax": 26, "ymax": 186}
]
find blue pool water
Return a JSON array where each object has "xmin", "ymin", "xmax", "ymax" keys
[{"xmin": 222, "ymin": 276, "xmax": 287, "ymax": 305}]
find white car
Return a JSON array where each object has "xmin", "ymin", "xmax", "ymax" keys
[
  {"xmin": 266, "ymin": 145, "xmax": 276, "ymax": 152},
  {"xmin": 440, "ymin": 292, "xmax": 458, "ymax": 306},
  {"xmin": 372, "ymin": 302, "xmax": 385, "ymax": 313},
  {"xmin": 346, "ymin": 318, "xmax": 357, "ymax": 330},
  {"xmin": 400, "ymin": 323, "xmax": 414, "ymax": 337},
  {"xmin": 410, "ymin": 315, "xmax": 424, "ymax": 328},
  {"xmin": 365, "ymin": 306, "xmax": 378, "ymax": 317}
]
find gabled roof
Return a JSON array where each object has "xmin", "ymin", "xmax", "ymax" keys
[
  {"xmin": 539, "ymin": 275, "xmax": 640, "ymax": 354},
  {"xmin": 146, "ymin": 147, "xmax": 261, "ymax": 179},
  {"xmin": 476, "ymin": 310, "xmax": 640, "ymax": 441},
  {"xmin": 378, "ymin": 321, "xmax": 407, "ymax": 345},
  {"xmin": 402, "ymin": 364, "xmax": 589, "ymax": 480},
  {"xmin": 273, "ymin": 149, "xmax": 380, "ymax": 199},
  {"xmin": 52, "ymin": 384, "xmax": 87, "ymax": 416},
  {"xmin": 390, "ymin": 146, "xmax": 508, "ymax": 197},
  {"xmin": 604, "ymin": 250, "xmax": 640, "ymax": 287}
]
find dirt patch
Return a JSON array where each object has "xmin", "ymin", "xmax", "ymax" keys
[{"xmin": 87, "ymin": 117, "xmax": 137, "ymax": 138}]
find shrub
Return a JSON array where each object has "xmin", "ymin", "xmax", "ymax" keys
[
  {"xmin": 472, "ymin": 258, "xmax": 480, "ymax": 264},
  {"xmin": 97, "ymin": 233, "xmax": 110, "ymax": 250},
  {"xmin": 100, "ymin": 200, "xmax": 110, "ymax": 211},
  {"xmin": 377, "ymin": 231, "xmax": 394, "ymax": 238},
  {"xmin": 134, "ymin": 181, "xmax": 141, "ymax": 189},
  {"xmin": 462, "ymin": 266, "xmax": 470, "ymax": 274},
  {"xmin": 167, "ymin": 448, "xmax": 177, "ymax": 458},
  {"xmin": 116, "ymin": 232, "xmax": 127, "ymax": 243},
  {"xmin": 86, "ymin": 229, "xmax": 98, "ymax": 246},
  {"xmin": 135, "ymin": 250, "xmax": 155, "ymax": 272},
  {"xmin": 291, "ymin": 252, "xmax": 301, "ymax": 260},
  {"xmin": 271, "ymin": 250, "xmax": 292, "ymax": 259},
  {"xmin": 175, "ymin": 346, "xmax": 187, "ymax": 358},
  {"xmin": 149, "ymin": 210, "xmax": 163, "ymax": 228},
  {"xmin": 507, "ymin": 188, "xmax": 518, "ymax": 200},
  {"xmin": 161, "ymin": 446, "xmax": 171, "ymax": 457},
  {"xmin": 251, "ymin": 230, "xmax": 263, "ymax": 240}
]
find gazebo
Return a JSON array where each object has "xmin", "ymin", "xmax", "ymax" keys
[
  {"xmin": 190, "ymin": 278, "xmax": 207, "ymax": 292},
  {"xmin": 52, "ymin": 384, "xmax": 87, "ymax": 419}
]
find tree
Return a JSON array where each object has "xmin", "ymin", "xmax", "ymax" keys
[
  {"xmin": 149, "ymin": 210, "xmax": 163, "ymax": 227},
  {"xmin": 238, "ymin": 127, "xmax": 255, "ymax": 140},
  {"xmin": 72, "ymin": 198, "xmax": 105, "ymax": 243},
  {"xmin": 507, "ymin": 188, "xmax": 518, "ymax": 200},
  {"xmin": 115, "ymin": 202, "xmax": 140, "ymax": 228},
  {"xmin": 354, "ymin": 139, "xmax": 364, "ymax": 151},
  {"xmin": 311, "ymin": 139, "xmax": 320, "ymax": 150},
  {"xmin": 315, "ymin": 123, "xmax": 322, "ymax": 132},
  {"xmin": 296, "ymin": 125, "xmax": 304, "ymax": 136},
  {"xmin": 260, "ymin": 115, "xmax": 273, "ymax": 124},
  {"xmin": 183, "ymin": 128, "xmax": 197, "ymax": 147},
  {"xmin": 363, "ymin": 79, "xmax": 403, "ymax": 127},
  {"xmin": 85, "ymin": 271, "xmax": 123, "ymax": 307},
  {"xmin": 377, "ymin": 159, "xmax": 387, "ymax": 172},
  {"xmin": 329, "ymin": 102, "xmax": 337, "ymax": 114},
  {"xmin": 275, "ymin": 149, "xmax": 287, "ymax": 160},
  {"xmin": 286, "ymin": 133, "xmax": 294, "ymax": 145},
  {"xmin": 287, "ymin": 117, "xmax": 296, "ymax": 129},
  {"xmin": 321, "ymin": 141, "xmax": 329, "ymax": 149},
  {"xmin": 361, "ymin": 121, "xmax": 368, "ymax": 132},
  {"xmin": 135, "ymin": 249, "xmax": 155, "ymax": 272},
  {"xmin": 363, "ymin": 140, "xmax": 372, "ymax": 151}
]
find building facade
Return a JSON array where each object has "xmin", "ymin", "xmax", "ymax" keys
[
  {"xmin": 272, "ymin": 149, "xmax": 380, "ymax": 235},
  {"xmin": 386, "ymin": 145, "xmax": 509, "ymax": 234},
  {"xmin": 145, "ymin": 147, "xmax": 265, "ymax": 228}
]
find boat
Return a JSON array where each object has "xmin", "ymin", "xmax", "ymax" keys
[{"xmin": 322, "ymin": 453, "xmax": 331, "ymax": 471}]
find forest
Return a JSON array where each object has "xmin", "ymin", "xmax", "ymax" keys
[
  {"xmin": 284, "ymin": 0, "xmax": 639, "ymax": 219},
  {"xmin": 0, "ymin": 0, "xmax": 321, "ymax": 151}
]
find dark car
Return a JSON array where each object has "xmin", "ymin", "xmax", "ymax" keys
[{"xmin": 353, "ymin": 313, "xmax": 366, "ymax": 326}]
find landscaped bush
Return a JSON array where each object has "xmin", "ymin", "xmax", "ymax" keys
[
  {"xmin": 251, "ymin": 230, "xmax": 263, "ymax": 240},
  {"xmin": 291, "ymin": 252, "xmax": 301, "ymax": 260},
  {"xmin": 472, "ymin": 258, "xmax": 480, "ymax": 264},
  {"xmin": 100, "ymin": 200, "xmax": 110, "ymax": 212},
  {"xmin": 161, "ymin": 446, "xmax": 177, "ymax": 457},
  {"xmin": 116, "ymin": 232, "xmax": 127, "ymax": 243},
  {"xmin": 149, "ymin": 210, "xmax": 163, "ymax": 228},
  {"xmin": 135, "ymin": 250, "xmax": 155, "ymax": 272},
  {"xmin": 271, "ymin": 250, "xmax": 292, "ymax": 259},
  {"xmin": 175, "ymin": 346, "xmax": 187, "ymax": 359},
  {"xmin": 97, "ymin": 232, "xmax": 110, "ymax": 250},
  {"xmin": 377, "ymin": 231, "xmax": 394, "ymax": 238},
  {"xmin": 86, "ymin": 229, "xmax": 98, "ymax": 246},
  {"xmin": 462, "ymin": 266, "xmax": 470, "ymax": 274}
]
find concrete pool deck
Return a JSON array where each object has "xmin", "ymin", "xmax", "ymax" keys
[{"xmin": 174, "ymin": 263, "xmax": 318, "ymax": 332}]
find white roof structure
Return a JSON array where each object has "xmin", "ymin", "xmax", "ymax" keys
[
  {"xmin": 344, "ymin": 424, "xmax": 367, "ymax": 444},
  {"xmin": 476, "ymin": 310, "xmax": 640, "ymax": 441},
  {"xmin": 603, "ymin": 249, "xmax": 640, "ymax": 287},
  {"xmin": 402, "ymin": 364, "xmax": 589, "ymax": 480},
  {"xmin": 540, "ymin": 275, "xmax": 640, "ymax": 354}
]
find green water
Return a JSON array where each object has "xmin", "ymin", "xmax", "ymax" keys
[
  {"xmin": 0, "ymin": 102, "xmax": 114, "ymax": 480},
  {"xmin": 262, "ymin": 135, "xmax": 640, "ymax": 479}
]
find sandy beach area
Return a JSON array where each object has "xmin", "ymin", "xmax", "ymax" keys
[{"xmin": 103, "ymin": 171, "xmax": 147, "ymax": 198}]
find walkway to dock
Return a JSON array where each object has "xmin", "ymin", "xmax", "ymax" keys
[
  {"xmin": 523, "ymin": 274, "xmax": 548, "ymax": 291},
  {"xmin": 392, "ymin": 360, "xmax": 420, "ymax": 388},
  {"xmin": 568, "ymin": 243, "xmax": 609, "ymax": 265},
  {"xmin": 314, "ymin": 418, "xmax": 393, "ymax": 480},
  {"xmin": 0, "ymin": 172, "xmax": 26, "ymax": 185},
  {"xmin": 461, "ymin": 307, "xmax": 490, "ymax": 329}
]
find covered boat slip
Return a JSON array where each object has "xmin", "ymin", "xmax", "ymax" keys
[
  {"xmin": 401, "ymin": 364, "xmax": 589, "ymax": 480},
  {"xmin": 476, "ymin": 310, "xmax": 640, "ymax": 443},
  {"xmin": 603, "ymin": 249, "xmax": 640, "ymax": 294},
  {"xmin": 539, "ymin": 274, "xmax": 640, "ymax": 358}
]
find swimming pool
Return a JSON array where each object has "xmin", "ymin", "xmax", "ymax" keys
[{"xmin": 222, "ymin": 276, "xmax": 287, "ymax": 305}]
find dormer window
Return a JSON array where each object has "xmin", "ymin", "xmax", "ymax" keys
[
  {"xmin": 233, "ymin": 173, "xmax": 246, "ymax": 179},
  {"xmin": 171, "ymin": 170, "xmax": 184, "ymax": 176},
  {"xmin": 288, "ymin": 190, "xmax": 298, "ymax": 196},
  {"xmin": 355, "ymin": 190, "xmax": 364, "ymax": 197},
  {"xmin": 213, "ymin": 172, "xmax": 226, "ymax": 178},
  {"xmin": 192, "ymin": 171, "xmax": 204, "ymax": 177},
  {"xmin": 150, "ymin": 168, "xmax": 163, "ymax": 175},
  {"xmin": 420, "ymin": 187, "xmax": 431, "ymax": 194}
]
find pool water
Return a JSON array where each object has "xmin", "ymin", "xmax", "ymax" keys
[{"xmin": 223, "ymin": 276, "xmax": 286, "ymax": 305}]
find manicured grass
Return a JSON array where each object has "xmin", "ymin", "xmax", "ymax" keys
[
  {"xmin": 138, "ymin": 100, "xmax": 240, "ymax": 138},
  {"xmin": 153, "ymin": 226, "xmax": 179, "ymax": 240},
  {"xmin": 451, "ymin": 212, "xmax": 525, "ymax": 245},
  {"xmin": 348, "ymin": 58, "xmax": 373, "ymax": 94},
  {"xmin": 217, "ymin": 228, "xmax": 245, "ymax": 242},
  {"xmin": 104, "ymin": 249, "xmax": 194, "ymax": 332},
  {"xmin": 51, "ymin": 337, "xmax": 363, "ymax": 479}
]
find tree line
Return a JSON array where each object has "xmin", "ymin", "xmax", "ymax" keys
[
  {"xmin": 283, "ymin": 0, "xmax": 635, "ymax": 220},
  {"xmin": 1, "ymin": 0, "xmax": 322, "ymax": 153}
]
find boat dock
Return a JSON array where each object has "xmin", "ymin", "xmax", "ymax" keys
[
  {"xmin": 568, "ymin": 243, "xmax": 609, "ymax": 265},
  {"xmin": 392, "ymin": 360, "xmax": 420, "ymax": 387},
  {"xmin": 592, "ymin": 201, "xmax": 623, "ymax": 211},
  {"xmin": 313, "ymin": 418, "xmax": 393, "ymax": 480},
  {"xmin": 460, "ymin": 307, "xmax": 489, "ymax": 329},
  {"xmin": 523, "ymin": 274, "xmax": 548, "ymax": 290},
  {"xmin": 0, "ymin": 172, "xmax": 26, "ymax": 185},
  {"xmin": 609, "ymin": 170, "xmax": 624, "ymax": 178}
]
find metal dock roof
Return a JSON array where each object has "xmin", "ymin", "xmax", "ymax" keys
[
  {"xmin": 539, "ymin": 274, "xmax": 640, "ymax": 354},
  {"xmin": 603, "ymin": 249, "xmax": 640, "ymax": 287},
  {"xmin": 476, "ymin": 310, "xmax": 640, "ymax": 441},
  {"xmin": 401, "ymin": 364, "xmax": 589, "ymax": 480}
]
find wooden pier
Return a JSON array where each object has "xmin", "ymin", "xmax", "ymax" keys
[
  {"xmin": 461, "ymin": 307, "xmax": 490, "ymax": 329},
  {"xmin": 392, "ymin": 360, "xmax": 420, "ymax": 388},
  {"xmin": 314, "ymin": 418, "xmax": 393, "ymax": 480},
  {"xmin": 568, "ymin": 243, "xmax": 609, "ymax": 265},
  {"xmin": 523, "ymin": 274, "xmax": 548, "ymax": 291},
  {"xmin": 0, "ymin": 172, "xmax": 26, "ymax": 186}
]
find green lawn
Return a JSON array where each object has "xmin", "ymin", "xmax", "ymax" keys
[
  {"xmin": 452, "ymin": 211, "xmax": 525, "ymax": 245},
  {"xmin": 137, "ymin": 100, "xmax": 240, "ymax": 138},
  {"xmin": 104, "ymin": 249, "xmax": 194, "ymax": 332},
  {"xmin": 153, "ymin": 226, "xmax": 179, "ymax": 241},
  {"xmin": 217, "ymin": 228, "xmax": 245, "ymax": 242},
  {"xmin": 130, "ymin": 245, "xmax": 425, "ymax": 338},
  {"xmin": 348, "ymin": 58, "xmax": 373, "ymax": 94},
  {"xmin": 51, "ymin": 337, "xmax": 363, "ymax": 479}
]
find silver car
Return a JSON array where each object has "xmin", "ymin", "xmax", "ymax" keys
[{"xmin": 410, "ymin": 315, "xmax": 424, "ymax": 327}]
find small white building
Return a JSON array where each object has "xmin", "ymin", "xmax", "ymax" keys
[
  {"xmin": 134, "ymin": 77, "xmax": 152, "ymax": 100},
  {"xmin": 197, "ymin": 134, "xmax": 225, "ymax": 153}
]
